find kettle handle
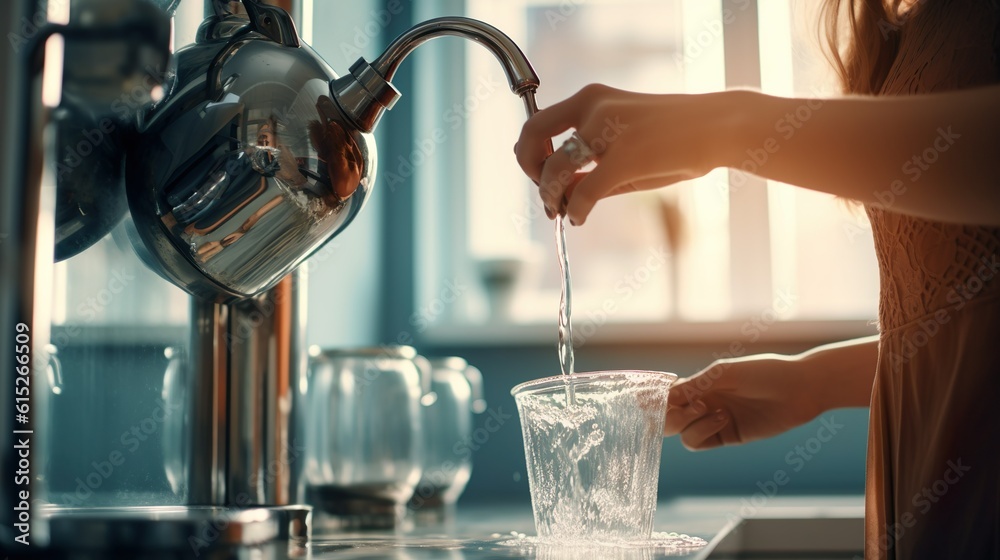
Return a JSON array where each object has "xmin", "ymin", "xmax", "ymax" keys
[{"xmin": 212, "ymin": 0, "xmax": 300, "ymax": 47}]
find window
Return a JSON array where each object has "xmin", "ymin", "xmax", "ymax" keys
[{"xmin": 414, "ymin": 0, "xmax": 879, "ymax": 341}]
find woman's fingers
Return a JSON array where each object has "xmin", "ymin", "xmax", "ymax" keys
[
  {"xmin": 516, "ymin": 98, "xmax": 587, "ymax": 183},
  {"xmin": 565, "ymin": 164, "xmax": 696, "ymax": 225},
  {"xmin": 564, "ymin": 161, "xmax": 622, "ymax": 225},
  {"xmin": 539, "ymin": 147, "xmax": 590, "ymax": 215},
  {"xmin": 679, "ymin": 409, "xmax": 730, "ymax": 451},
  {"xmin": 663, "ymin": 398, "xmax": 707, "ymax": 437},
  {"xmin": 516, "ymin": 84, "xmax": 612, "ymax": 182},
  {"xmin": 667, "ymin": 378, "xmax": 694, "ymax": 407}
]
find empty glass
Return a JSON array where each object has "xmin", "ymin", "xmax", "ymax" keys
[
  {"xmin": 511, "ymin": 371, "xmax": 676, "ymax": 543},
  {"xmin": 409, "ymin": 357, "xmax": 486, "ymax": 513},
  {"xmin": 303, "ymin": 345, "xmax": 424, "ymax": 528}
]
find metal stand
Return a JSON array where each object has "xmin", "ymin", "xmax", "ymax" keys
[
  {"xmin": 40, "ymin": 271, "xmax": 312, "ymax": 554},
  {"xmin": 3, "ymin": 0, "xmax": 314, "ymax": 554},
  {"xmin": 42, "ymin": 505, "xmax": 309, "ymax": 558}
]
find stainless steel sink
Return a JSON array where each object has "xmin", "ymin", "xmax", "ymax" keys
[{"xmin": 697, "ymin": 512, "xmax": 864, "ymax": 559}]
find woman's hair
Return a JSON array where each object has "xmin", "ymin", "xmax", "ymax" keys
[{"xmin": 821, "ymin": 0, "xmax": 907, "ymax": 94}]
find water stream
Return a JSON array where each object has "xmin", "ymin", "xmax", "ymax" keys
[{"xmin": 555, "ymin": 214, "xmax": 576, "ymax": 405}]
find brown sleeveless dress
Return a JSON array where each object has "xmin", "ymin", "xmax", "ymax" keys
[{"xmin": 865, "ymin": 2, "xmax": 1000, "ymax": 557}]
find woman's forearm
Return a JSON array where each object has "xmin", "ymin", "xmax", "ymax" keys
[
  {"xmin": 795, "ymin": 335, "xmax": 880, "ymax": 410},
  {"xmin": 719, "ymin": 86, "xmax": 1000, "ymax": 226}
]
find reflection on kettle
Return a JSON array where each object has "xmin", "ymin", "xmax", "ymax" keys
[{"xmin": 125, "ymin": 25, "xmax": 375, "ymax": 299}]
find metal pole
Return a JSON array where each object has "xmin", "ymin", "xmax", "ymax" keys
[
  {"xmin": 186, "ymin": 299, "xmax": 228, "ymax": 504},
  {"xmin": 226, "ymin": 269, "xmax": 305, "ymax": 506}
]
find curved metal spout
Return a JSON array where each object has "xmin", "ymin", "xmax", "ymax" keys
[
  {"xmin": 374, "ymin": 17, "xmax": 539, "ymax": 96},
  {"xmin": 331, "ymin": 16, "xmax": 540, "ymax": 132}
]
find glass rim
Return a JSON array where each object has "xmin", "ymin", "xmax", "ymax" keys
[{"xmin": 510, "ymin": 370, "xmax": 677, "ymax": 397}]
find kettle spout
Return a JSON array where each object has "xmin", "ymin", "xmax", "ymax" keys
[{"xmin": 331, "ymin": 16, "xmax": 541, "ymax": 133}]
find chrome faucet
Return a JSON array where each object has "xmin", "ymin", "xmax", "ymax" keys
[{"xmin": 333, "ymin": 17, "xmax": 542, "ymax": 134}]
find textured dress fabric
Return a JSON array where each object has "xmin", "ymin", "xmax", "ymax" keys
[{"xmin": 864, "ymin": 2, "xmax": 1000, "ymax": 557}]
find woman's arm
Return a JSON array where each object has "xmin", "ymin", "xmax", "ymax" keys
[
  {"xmin": 516, "ymin": 84, "xmax": 1000, "ymax": 226},
  {"xmin": 727, "ymin": 87, "xmax": 1000, "ymax": 226},
  {"xmin": 797, "ymin": 335, "xmax": 879, "ymax": 410},
  {"xmin": 664, "ymin": 335, "xmax": 879, "ymax": 450}
]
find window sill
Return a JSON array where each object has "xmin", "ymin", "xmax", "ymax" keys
[{"xmin": 418, "ymin": 318, "xmax": 878, "ymax": 347}]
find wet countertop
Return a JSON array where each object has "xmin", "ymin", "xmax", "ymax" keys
[
  {"xmin": 305, "ymin": 496, "xmax": 865, "ymax": 559},
  {"xmin": 26, "ymin": 496, "xmax": 864, "ymax": 558}
]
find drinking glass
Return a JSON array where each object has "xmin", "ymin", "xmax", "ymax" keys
[{"xmin": 511, "ymin": 371, "xmax": 676, "ymax": 542}]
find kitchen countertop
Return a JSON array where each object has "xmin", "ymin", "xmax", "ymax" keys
[
  {"xmin": 305, "ymin": 496, "xmax": 865, "ymax": 559},
  {"xmin": 18, "ymin": 496, "xmax": 864, "ymax": 558}
]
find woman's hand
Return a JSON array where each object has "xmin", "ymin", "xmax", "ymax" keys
[
  {"xmin": 515, "ymin": 84, "xmax": 742, "ymax": 225},
  {"xmin": 663, "ymin": 354, "xmax": 824, "ymax": 451}
]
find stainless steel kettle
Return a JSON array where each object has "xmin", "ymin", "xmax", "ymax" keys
[{"xmin": 124, "ymin": 0, "xmax": 542, "ymax": 301}]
